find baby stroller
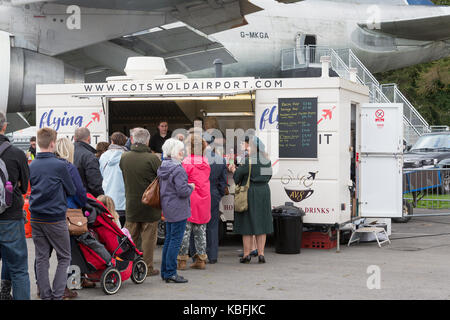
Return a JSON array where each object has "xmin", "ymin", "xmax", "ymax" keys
[{"xmin": 70, "ymin": 194, "xmax": 147, "ymax": 295}]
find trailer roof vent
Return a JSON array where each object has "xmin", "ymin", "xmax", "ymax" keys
[{"xmin": 124, "ymin": 57, "xmax": 168, "ymax": 80}]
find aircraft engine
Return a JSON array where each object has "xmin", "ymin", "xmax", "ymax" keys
[{"xmin": 0, "ymin": 31, "xmax": 83, "ymax": 117}]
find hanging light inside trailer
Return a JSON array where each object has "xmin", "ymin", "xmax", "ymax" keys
[
  {"xmin": 202, "ymin": 112, "xmax": 255, "ymax": 117},
  {"xmin": 74, "ymin": 92, "xmax": 253, "ymax": 101}
]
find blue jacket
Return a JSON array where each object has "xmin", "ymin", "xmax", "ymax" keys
[
  {"xmin": 205, "ymin": 149, "xmax": 227, "ymax": 200},
  {"xmin": 29, "ymin": 152, "xmax": 76, "ymax": 222},
  {"xmin": 63, "ymin": 160, "xmax": 87, "ymax": 209},
  {"xmin": 158, "ymin": 158, "xmax": 193, "ymax": 223},
  {"xmin": 99, "ymin": 146, "xmax": 126, "ymax": 210}
]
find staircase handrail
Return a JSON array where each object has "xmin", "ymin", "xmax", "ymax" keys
[
  {"xmin": 380, "ymin": 83, "xmax": 430, "ymax": 133},
  {"xmin": 347, "ymin": 49, "xmax": 380, "ymax": 87},
  {"xmin": 281, "ymin": 45, "xmax": 430, "ymax": 140}
]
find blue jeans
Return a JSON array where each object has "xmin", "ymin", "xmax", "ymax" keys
[
  {"xmin": 1, "ymin": 250, "xmax": 10, "ymax": 281},
  {"xmin": 0, "ymin": 219, "xmax": 30, "ymax": 300},
  {"xmin": 161, "ymin": 220, "xmax": 187, "ymax": 280}
]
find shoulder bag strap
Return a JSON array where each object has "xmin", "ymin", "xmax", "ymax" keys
[
  {"xmin": 0, "ymin": 142, "xmax": 11, "ymax": 157},
  {"xmin": 0, "ymin": 142, "xmax": 11, "ymax": 185},
  {"xmin": 245, "ymin": 158, "xmax": 252, "ymax": 187}
]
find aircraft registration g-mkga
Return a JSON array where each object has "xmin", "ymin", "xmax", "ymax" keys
[{"xmin": 0, "ymin": 0, "xmax": 449, "ymax": 130}]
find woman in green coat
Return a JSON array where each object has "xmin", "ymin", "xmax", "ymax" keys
[{"xmin": 229, "ymin": 136, "xmax": 273, "ymax": 264}]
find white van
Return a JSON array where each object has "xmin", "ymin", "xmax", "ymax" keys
[{"xmin": 36, "ymin": 57, "xmax": 403, "ymax": 242}]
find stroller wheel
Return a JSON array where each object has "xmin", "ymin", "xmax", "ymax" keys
[
  {"xmin": 131, "ymin": 259, "xmax": 148, "ymax": 284},
  {"xmin": 101, "ymin": 267, "xmax": 122, "ymax": 295}
]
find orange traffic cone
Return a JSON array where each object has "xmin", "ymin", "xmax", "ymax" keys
[{"xmin": 24, "ymin": 183, "xmax": 32, "ymax": 238}]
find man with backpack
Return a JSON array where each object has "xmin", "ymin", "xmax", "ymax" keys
[{"xmin": 0, "ymin": 112, "xmax": 31, "ymax": 300}]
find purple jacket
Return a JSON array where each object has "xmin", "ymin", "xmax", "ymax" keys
[{"xmin": 158, "ymin": 158, "xmax": 193, "ymax": 223}]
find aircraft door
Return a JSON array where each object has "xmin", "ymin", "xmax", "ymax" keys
[{"xmin": 295, "ymin": 33, "xmax": 317, "ymax": 66}]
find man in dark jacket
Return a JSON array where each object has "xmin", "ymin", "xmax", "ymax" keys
[
  {"xmin": 30, "ymin": 128, "xmax": 76, "ymax": 300},
  {"xmin": 73, "ymin": 127, "xmax": 104, "ymax": 197},
  {"xmin": 0, "ymin": 112, "xmax": 30, "ymax": 300},
  {"xmin": 205, "ymin": 139, "xmax": 227, "ymax": 264},
  {"xmin": 120, "ymin": 128, "xmax": 161, "ymax": 277}
]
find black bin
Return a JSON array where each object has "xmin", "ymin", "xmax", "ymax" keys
[{"xmin": 272, "ymin": 202, "xmax": 305, "ymax": 254}]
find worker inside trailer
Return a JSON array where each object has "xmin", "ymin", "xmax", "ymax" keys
[{"xmin": 149, "ymin": 119, "xmax": 172, "ymax": 154}]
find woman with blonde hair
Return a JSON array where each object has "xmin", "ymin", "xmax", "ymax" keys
[
  {"xmin": 56, "ymin": 136, "xmax": 75, "ymax": 163},
  {"xmin": 55, "ymin": 137, "xmax": 87, "ymax": 212}
]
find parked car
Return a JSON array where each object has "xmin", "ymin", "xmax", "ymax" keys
[
  {"xmin": 403, "ymin": 132, "xmax": 450, "ymax": 195},
  {"xmin": 398, "ymin": 132, "xmax": 450, "ymax": 223},
  {"xmin": 404, "ymin": 132, "xmax": 450, "ymax": 172}
]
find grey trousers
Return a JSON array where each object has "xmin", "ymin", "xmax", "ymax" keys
[{"xmin": 31, "ymin": 220, "xmax": 71, "ymax": 300}]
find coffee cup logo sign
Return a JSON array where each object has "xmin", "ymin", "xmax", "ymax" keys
[
  {"xmin": 284, "ymin": 188, "xmax": 314, "ymax": 202},
  {"xmin": 281, "ymin": 170, "xmax": 318, "ymax": 202}
]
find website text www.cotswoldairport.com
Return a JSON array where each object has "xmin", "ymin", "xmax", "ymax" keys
[{"xmin": 83, "ymin": 79, "xmax": 284, "ymax": 94}]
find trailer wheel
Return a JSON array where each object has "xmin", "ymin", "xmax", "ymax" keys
[{"xmin": 393, "ymin": 200, "xmax": 413, "ymax": 223}]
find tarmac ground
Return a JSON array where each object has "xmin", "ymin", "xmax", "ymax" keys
[{"xmin": 3, "ymin": 211, "xmax": 450, "ymax": 300}]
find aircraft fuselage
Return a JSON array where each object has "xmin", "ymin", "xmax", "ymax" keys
[{"xmin": 200, "ymin": 0, "xmax": 450, "ymax": 77}]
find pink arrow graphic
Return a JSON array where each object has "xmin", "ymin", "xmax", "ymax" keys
[{"xmin": 85, "ymin": 112, "xmax": 101, "ymax": 128}]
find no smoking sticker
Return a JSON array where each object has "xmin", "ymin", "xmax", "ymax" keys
[{"xmin": 375, "ymin": 109, "xmax": 385, "ymax": 128}]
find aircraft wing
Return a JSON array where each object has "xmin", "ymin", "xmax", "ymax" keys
[
  {"xmin": 12, "ymin": 0, "xmax": 262, "ymax": 35},
  {"xmin": 358, "ymin": 14, "xmax": 450, "ymax": 41},
  {"xmin": 57, "ymin": 23, "xmax": 237, "ymax": 81},
  {"xmin": 111, "ymin": 24, "xmax": 237, "ymax": 73}
]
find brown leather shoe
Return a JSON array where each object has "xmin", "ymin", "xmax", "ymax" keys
[
  {"xmin": 147, "ymin": 269, "xmax": 160, "ymax": 277},
  {"xmin": 81, "ymin": 278, "xmax": 96, "ymax": 288},
  {"xmin": 177, "ymin": 260, "xmax": 187, "ymax": 270},
  {"xmin": 190, "ymin": 254, "xmax": 207, "ymax": 270},
  {"xmin": 177, "ymin": 255, "xmax": 189, "ymax": 270},
  {"xmin": 63, "ymin": 288, "xmax": 78, "ymax": 300}
]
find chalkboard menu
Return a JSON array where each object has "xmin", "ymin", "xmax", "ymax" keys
[{"xmin": 278, "ymin": 97, "xmax": 318, "ymax": 158}]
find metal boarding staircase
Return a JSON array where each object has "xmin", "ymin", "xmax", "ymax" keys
[{"xmin": 281, "ymin": 46, "xmax": 431, "ymax": 144}]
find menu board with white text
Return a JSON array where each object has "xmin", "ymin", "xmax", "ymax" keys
[{"xmin": 278, "ymin": 97, "xmax": 317, "ymax": 158}]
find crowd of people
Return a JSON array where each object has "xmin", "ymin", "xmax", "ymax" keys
[{"xmin": 0, "ymin": 114, "xmax": 274, "ymax": 299}]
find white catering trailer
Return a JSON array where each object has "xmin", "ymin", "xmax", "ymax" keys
[{"xmin": 35, "ymin": 57, "xmax": 403, "ymax": 240}]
